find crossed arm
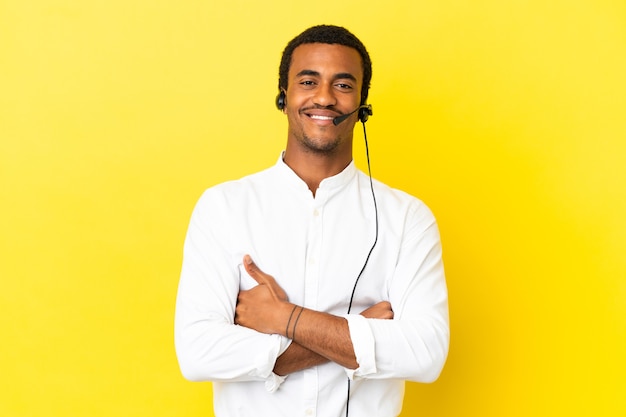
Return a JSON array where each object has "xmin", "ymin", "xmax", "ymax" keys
[{"xmin": 235, "ymin": 255, "xmax": 393, "ymax": 375}]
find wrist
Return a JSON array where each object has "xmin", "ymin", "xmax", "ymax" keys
[
  {"xmin": 285, "ymin": 304, "xmax": 298, "ymax": 338},
  {"xmin": 290, "ymin": 306, "xmax": 305, "ymax": 342},
  {"xmin": 282, "ymin": 303, "xmax": 306, "ymax": 340},
  {"xmin": 278, "ymin": 302, "xmax": 298, "ymax": 337}
]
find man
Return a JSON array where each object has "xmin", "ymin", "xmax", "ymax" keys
[{"xmin": 175, "ymin": 25, "xmax": 449, "ymax": 417}]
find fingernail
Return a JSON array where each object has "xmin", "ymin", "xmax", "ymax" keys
[{"xmin": 244, "ymin": 254, "xmax": 252, "ymax": 265}]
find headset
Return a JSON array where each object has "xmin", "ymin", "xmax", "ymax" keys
[
  {"xmin": 275, "ymin": 90, "xmax": 373, "ymax": 124},
  {"xmin": 276, "ymin": 89, "xmax": 378, "ymax": 417}
]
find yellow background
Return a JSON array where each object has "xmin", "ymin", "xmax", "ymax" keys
[{"xmin": 1, "ymin": 1, "xmax": 625, "ymax": 416}]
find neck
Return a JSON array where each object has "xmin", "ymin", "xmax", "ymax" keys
[{"xmin": 283, "ymin": 146, "xmax": 352, "ymax": 197}]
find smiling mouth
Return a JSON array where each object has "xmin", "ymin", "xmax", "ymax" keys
[{"xmin": 308, "ymin": 114, "xmax": 335, "ymax": 121}]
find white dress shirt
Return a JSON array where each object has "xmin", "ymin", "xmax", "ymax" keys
[{"xmin": 175, "ymin": 154, "xmax": 449, "ymax": 417}]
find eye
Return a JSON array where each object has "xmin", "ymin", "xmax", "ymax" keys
[
  {"xmin": 299, "ymin": 80, "xmax": 316, "ymax": 88},
  {"xmin": 335, "ymin": 83, "xmax": 353, "ymax": 90}
]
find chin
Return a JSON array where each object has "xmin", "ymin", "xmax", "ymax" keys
[{"xmin": 300, "ymin": 135, "xmax": 341, "ymax": 154}]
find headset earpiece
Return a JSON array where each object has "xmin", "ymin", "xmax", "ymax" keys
[
  {"xmin": 276, "ymin": 90, "xmax": 286, "ymax": 111},
  {"xmin": 358, "ymin": 104, "xmax": 373, "ymax": 123}
]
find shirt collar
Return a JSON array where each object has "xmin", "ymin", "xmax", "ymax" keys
[{"xmin": 275, "ymin": 152, "xmax": 357, "ymax": 197}]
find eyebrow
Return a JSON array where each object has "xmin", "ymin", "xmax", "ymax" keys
[{"xmin": 295, "ymin": 69, "xmax": 357, "ymax": 82}]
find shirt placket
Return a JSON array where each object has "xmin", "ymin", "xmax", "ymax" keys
[{"xmin": 302, "ymin": 199, "xmax": 323, "ymax": 417}]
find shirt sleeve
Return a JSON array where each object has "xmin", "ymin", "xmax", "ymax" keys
[
  {"xmin": 347, "ymin": 201, "xmax": 450, "ymax": 383},
  {"xmin": 174, "ymin": 189, "xmax": 290, "ymax": 385},
  {"xmin": 343, "ymin": 314, "xmax": 377, "ymax": 379}
]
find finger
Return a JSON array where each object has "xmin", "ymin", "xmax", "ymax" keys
[
  {"xmin": 243, "ymin": 254, "xmax": 271, "ymax": 285},
  {"xmin": 361, "ymin": 301, "xmax": 394, "ymax": 319},
  {"xmin": 243, "ymin": 255, "xmax": 290, "ymax": 301}
]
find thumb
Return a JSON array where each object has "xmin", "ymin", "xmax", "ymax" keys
[
  {"xmin": 243, "ymin": 254, "xmax": 270, "ymax": 285},
  {"xmin": 243, "ymin": 255, "xmax": 288, "ymax": 301}
]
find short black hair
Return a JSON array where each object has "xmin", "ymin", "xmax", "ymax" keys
[{"xmin": 278, "ymin": 25, "xmax": 372, "ymax": 105}]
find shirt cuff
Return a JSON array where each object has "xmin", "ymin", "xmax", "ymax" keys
[
  {"xmin": 343, "ymin": 314, "xmax": 377, "ymax": 379},
  {"xmin": 264, "ymin": 372, "xmax": 287, "ymax": 393},
  {"xmin": 262, "ymin": 335, "xmax": 292, "ymax": 393}
]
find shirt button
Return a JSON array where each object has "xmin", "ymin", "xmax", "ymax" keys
[
  {"xmin": 313, "ymin": 209, "xmax": 320, "ymax": 216},
  {"xmin": 305, "ymin": 409, "xmax": 314, "ymax": 416}
]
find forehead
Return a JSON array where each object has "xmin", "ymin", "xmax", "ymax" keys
[{"xmin": 289, "ymin": 43, "xmax": 363, "ymax": 81}]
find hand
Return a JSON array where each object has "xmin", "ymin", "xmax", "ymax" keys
[
  {"xmin": 235, "ymin": 255, "xmax": 290, "ymax": 335},
  {"xmin": 360, "ymin": 301, "xmax": 394, "ymax": 320}
]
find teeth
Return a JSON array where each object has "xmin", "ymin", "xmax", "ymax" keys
[{"xmin": 309, "ymin": 115, "xmax": 333, "ymax": 120}]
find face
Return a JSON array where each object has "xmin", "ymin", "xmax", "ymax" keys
[{"xmin": 283, "ymin": 43, "xmax": 363, "ymax": 155}]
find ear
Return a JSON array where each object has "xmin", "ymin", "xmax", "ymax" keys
[
  {"xmin": 358, "ymin": 104, "xmax": 373, "ymax": 123},
  {"xmin": 275, "ymin": 90, "xmax": 286, "ymax": 112}
]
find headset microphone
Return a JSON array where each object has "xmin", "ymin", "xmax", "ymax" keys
[{"xmin": 332, "ymin": 104, "xmax": 373, "ymax": 125}]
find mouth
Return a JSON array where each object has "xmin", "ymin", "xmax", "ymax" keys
[
  {"xmin": 308, "ymin": 114, "xmax": 334, "ymax": 121},
  {"xmin": 302, "ymin": 109, "xmax": 341, "ymax": 126}
]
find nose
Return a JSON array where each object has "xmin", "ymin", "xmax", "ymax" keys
[{"xmin": 312, "ymin": 82, "xmax": 337, "ymax": 108}]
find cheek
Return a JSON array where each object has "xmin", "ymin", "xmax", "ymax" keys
[
  {"xmin": 285, "ymin": 105, "xmax": 303, "ymax": 124},
  {"xmin": 285, "ymin": 111, "xmax": 303, "ymax": 134}
]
